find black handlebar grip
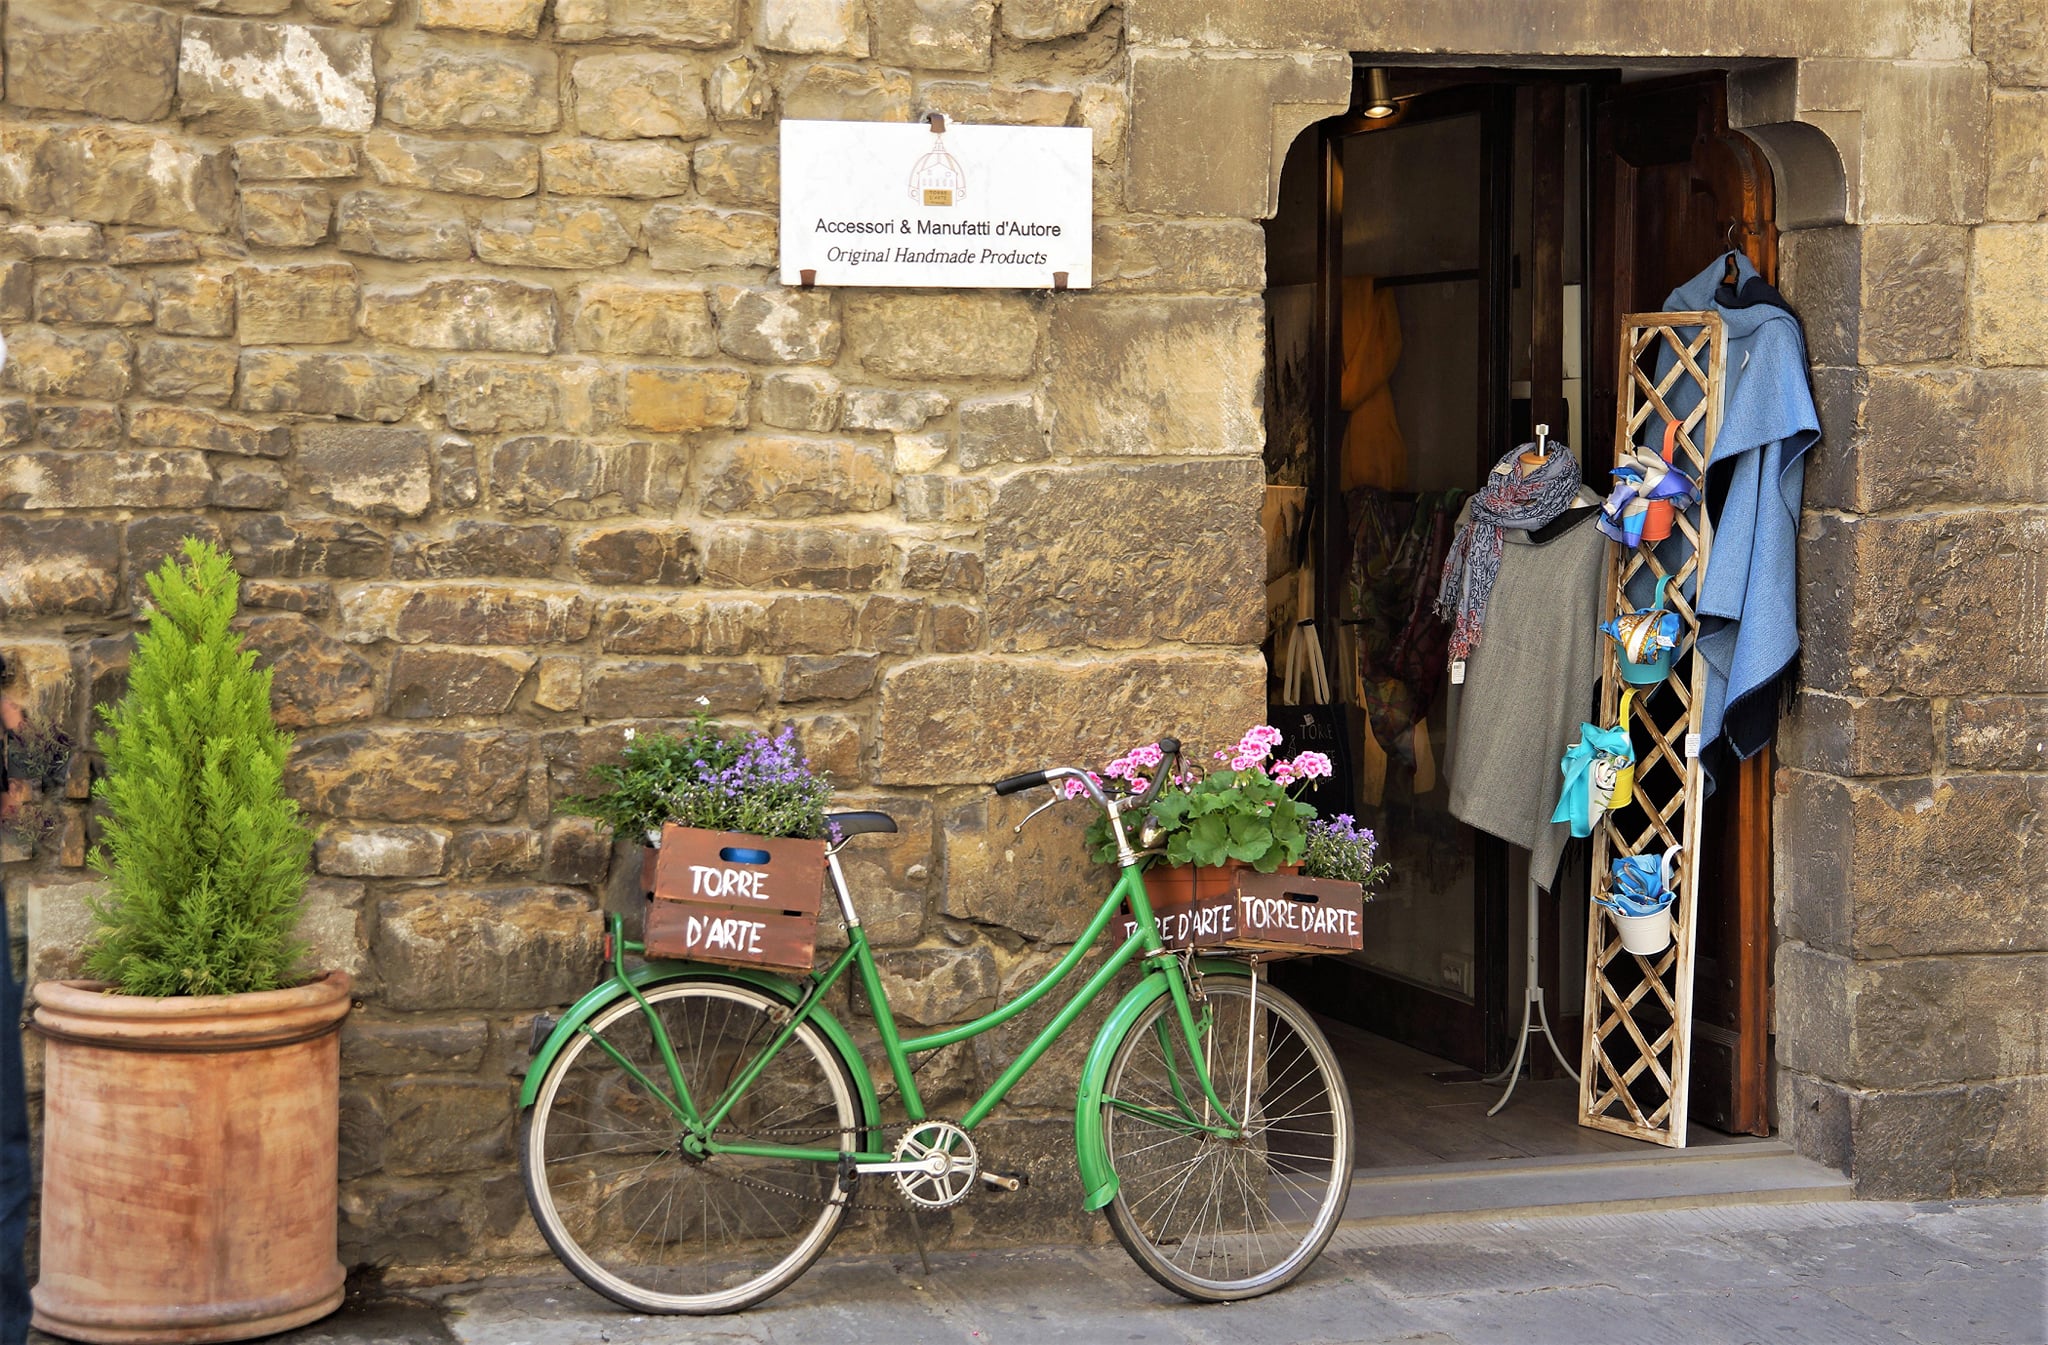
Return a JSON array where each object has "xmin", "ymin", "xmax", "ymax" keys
[
  {"xmin": 1156, "ymin": 736, "xmax": 1181, "ymax": 757},
  {"xmin": 992, "ymin": 769, "xmax": 1050, "ymax": 796}
]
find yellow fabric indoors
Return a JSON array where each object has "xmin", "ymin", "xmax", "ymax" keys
[{"xmin": 1339, "ymin": 273, "xmax": 1408, "ymax": 493}]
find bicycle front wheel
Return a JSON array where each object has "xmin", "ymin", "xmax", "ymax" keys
[
  {"xmin": 521, "ymin": 978, "xmax": 863, "ymax": 1314},
  {"xmin": 1100, "ymin": 973, "xmax": 1353, "ymax": 1301}
]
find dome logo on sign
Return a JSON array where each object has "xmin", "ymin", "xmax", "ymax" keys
[{"xmin": 909, "ymin": 130, "xmax": 967, "ymax": 206}]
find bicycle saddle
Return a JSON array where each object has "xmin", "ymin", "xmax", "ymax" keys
[{"xmin": 828, "ymin": 810, "xmax": 897, "ymax": 837}]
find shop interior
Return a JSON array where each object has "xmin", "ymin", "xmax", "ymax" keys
[{"xmin": 1262, "ymin": 64, "xmax": 1781, "ymax": 1168}]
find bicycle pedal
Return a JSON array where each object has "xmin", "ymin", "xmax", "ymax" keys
[{"xmin": 977, "ymin": 1169, "xmax": 1028, "ymax": 1192}]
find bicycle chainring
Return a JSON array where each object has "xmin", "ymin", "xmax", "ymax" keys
[{"xmin": 892, "ymin": 1121, "xmax": 979, "ymax": 1209}]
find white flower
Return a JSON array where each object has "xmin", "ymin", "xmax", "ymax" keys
[
  {"xmin": 623, "ymin": 727, "xmax": 636, "ymax": 740},
  {"xmin": 694, "ymin": 695, "xmax": 710, "ymax": 706}
]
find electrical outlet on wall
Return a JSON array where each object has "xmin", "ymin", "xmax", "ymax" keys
[{"xmin": 1439, "ymin": 952, "xmax": 1473, "ymax": 997}]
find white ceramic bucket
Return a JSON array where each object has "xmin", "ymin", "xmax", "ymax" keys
[{"xmin": 1613, "ymin": 907, "xmax": 1674, "ymax": 956}]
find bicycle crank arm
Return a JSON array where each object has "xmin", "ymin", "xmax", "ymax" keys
[{"xmin": 853, "ymin": 1158, "xmax": 969, "ymax": 1177}]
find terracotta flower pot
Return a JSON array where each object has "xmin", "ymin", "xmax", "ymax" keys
[{"xmin": 31, "ymin": 972, "xmax": 352, "ymax": 1344}]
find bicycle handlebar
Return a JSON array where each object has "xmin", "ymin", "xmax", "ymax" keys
[
  {"xmin": 990, "ymin": 737, "xmax": 1182, "ymax": 812},
  {"xmin": 992, "ymin": 769, "xmax": 1048, "ymax": 796}
]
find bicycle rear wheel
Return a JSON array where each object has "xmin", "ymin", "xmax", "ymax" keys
[
  {"xmin": 1100, "ymin": 973, "xmax": 1353, "ymax": 1301},
  {"xmin": 521, "ymin": 979, "xmax": 863, "ymax": 1314}
]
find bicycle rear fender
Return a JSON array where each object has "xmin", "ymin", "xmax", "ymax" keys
[
  {"xmin": 517, "ymin": 961, "xmax": 883, "ymax": 1135},
  {"xmin": 1074, "ymin": 959, "xmax": 1252, "ymax": 1212}
]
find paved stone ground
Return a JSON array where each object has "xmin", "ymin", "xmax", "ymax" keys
[{"xmin": 34, "ymin": 1198, "xmax": 2047, "ymax": 1345}]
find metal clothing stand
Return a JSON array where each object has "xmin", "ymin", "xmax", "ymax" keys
[{"xmin": 1485, "ymin": 873, "xmax": 1580, "ymax": 1113}]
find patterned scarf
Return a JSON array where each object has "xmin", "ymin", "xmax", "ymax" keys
[{"xmin": 1436, "ymin": 444, "xmax": 1583, "ymax": 660}]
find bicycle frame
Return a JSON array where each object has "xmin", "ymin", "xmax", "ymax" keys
[{"xmin": 535, "ymin": 843, "xmax": 1246, "ymax": 1172}]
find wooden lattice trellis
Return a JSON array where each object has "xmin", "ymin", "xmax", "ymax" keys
[{"xmin": 1578, "ymin": 311, "xmax": 1727, "ymax": 1148}]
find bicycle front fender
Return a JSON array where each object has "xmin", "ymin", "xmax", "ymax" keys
[
  {"xmin": 1073, "ymin": 959, "xmax": 1252, "ymax": 1212},
  {"xmin": 517, "ymin": 960, "xmax": 883, "ymax": 1137}
]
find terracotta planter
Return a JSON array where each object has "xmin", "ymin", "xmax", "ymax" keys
[{"xmin": 31, "ymin": 973, "xmax": 352, "ymax": 1344}]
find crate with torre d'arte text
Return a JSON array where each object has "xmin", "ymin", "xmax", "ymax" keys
[
  {"xmin": 1119, "ymin": 868, "xmax": 1365, "ymax": 955},
  {"xmin": 642, "ymin": 824, "xmax": 826, "ymax": 974}
]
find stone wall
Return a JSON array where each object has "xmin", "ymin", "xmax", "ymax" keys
[{"xmin": 0, "ymin": 0, "xmax": 1270, "ymax": 1274}]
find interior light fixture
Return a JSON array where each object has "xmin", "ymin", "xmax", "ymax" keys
[{"xmin": 1362, "ymin": 67, "xmax": 1397, "ymax": 118}]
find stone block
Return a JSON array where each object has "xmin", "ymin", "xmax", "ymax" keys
[
  {"xmin": 0, "ymin": 223, "xmax": 102, "ymax": 260},
  {"xmin": 0, "ymin": 265, "xmax": 29, "ymax": 323},
  {"xmin": 438, "ymin": 359, "xmax": 562, "ymax": 433},
  {"xmin": 290, "ymin": 728, "xmax": 529, "ymax": 822},
  {"xmin": 1852, "ymin": 368, "xmax": 2048, "ymax": 511},
  {"xmin": 298, "ymin": 423, "xmax": 433, "ymax": 519},
  {"xmin": 1778, "ymin": 943, "xmax": 2048, "ymax": 1090},
  {"xmin": 419, "ymin": 0, "xmax": 546, "ymax": 35},
  {"xmin": 856, "ymin": 594, "xmax": 922, "ymax": 651},
  {"xmin": 1852, "ymin": 1079, "xmax": 2048, "ymax": 1201},
  {"xmin": 239, "ymin": 611, "xmax": 378, "ymax": 728},
  {"xmin": 875, "ymin": 651, "xmax": 1263, "ymax": 784},
  {"xmin": 540, "ymin": 140, "xmax": 695, "ymax": 199},
  {"xmin": 643, "ymin": 205, "xmax": 778, "ymax": 269},
  {"xmin": 5, "ymin": 326, "xmax": 131, "ymax": 399},
  {"xmin": 594, "ymin": 594, "xmax": 706, "ymax": 653},
  {"xmin": 927, "ymin": 600, "xmax": 981, "ymax": 652},
  {"xmin": 490, "ymin": 435, "xmax": 685, "ymax": 517},
  {"xmin": 702, "ymin": 525, "xmax": 895, "ymax": 590},
  {"xmin": 843, "ymin": 388, "xmax": 948, "ymax": 432},
  {"xmin": 127, "ymin": 515, "xmax": 227, "ymax": 608},
  {"xmin": 554, "ymin": 0, "xmax": 739, "ymax": 45},
  {"xmin": 1126, "ymin": 50, "xmax": 1350, "ymax": 217},
  {"xmin": 1987, "ymin": 92, "xmax": 2048, "ymax": 223},
  {"xmin": 242, "ymin": 580, "xmax": 333, "ymax": 615},
  {"xmin": 691, "ymin": 141, "xmax": 779, "ymax": 206},
  {"xmin": 571, "ymin": 283, "xmax": 715, "ymax": 359},
  {"xmin": 344, "ymin": 1016, "xmax": 490, "ymax": 1075},
  {"xmin": 106, "ymin": 230, "xmax": 198, "ymax": 265},
  {"xmin": 1047, "ymin": 296, "xmax": 1263, "ymax": 455},
  {"xmin": 780, "ymin": 652, "xmax": 878, "ymax": 701},
  {"xmin": 1077, "ymin": 83, "xmax": 1127, "ymax": 164},
  {"xmin": 534, "ymin": 657, "xmax": 583, "ymax": 712},
  {"xmin": 0, "ymin": 517, "xmax": 121, "ymax": 617},
  {"xmin": 1800, "ymin": 59, "xmax": 1988, "ymax": 224},
  {"xmin": 897, "ymin": 474, "xmax": 984, "ymax": 521},
  {"xmin": 315, "ymin": 825, "xmax": 450, "ymax": 878},
  {"xmin": 872, "ymin": 0, "xmax": 991, "ymax": 70},
  {"xmin": 956, "ymin": 392, "xmax": 1045, "ymax": 469},
  {"xmin": 1778, "ymin": 771, "xmax": 2047, "ymax": 958},
  {"xmin": 230, "ymin": 514, "xmax": 390, "ymax": 579},
  {"xmin": 235, "ymin": 137, "xmax": 359, "ymax": 181},
  {"xmin": 620, "ymin": 365, "xmax": 750, "ymax": 432},
  {"xmin": 986, "ymin": 461, "xmax": 1261, "ymax": 650},
  {"xmin": 37, "ymin": 405, "xmax": 120, "ymax": 451},
  {"xmin": 762, "ymin": 593, "xmax": 859, "ymax": 651},
  {"xmin": 541, "ymin": 817, "xmax": 610, "ymax": 884},
  {"xmin": 780, "ymin": 62, "xmax": 914, "ymax": 122},
  {"xmin": 381, "ymin": 37, "xmax": 559, "ymax": 133},
  {"xmin": 570, "ymin": 525, "xmax": 700, "ymax": 585},
  {"xmin": 387, "ymin": 647, "xmax": 536, "ymax": 718},
  {"xmin": 902, "ymin": 542, "xmax": 981, "ymax": 593},
  {"xmin": 0, "ymin": 400, "xmax": 28, "ymax": 448},
  {"xmin": 435, "ymin": 436, "xmax": 482, "ymax": 508},
  {"xmin": 797, "ymin": 712, "xmax": 862, "ymax": 782},
  {"xmin": 758, "ymin": 0, "xmax": 868, "ymax": 54},
  {"xmin": 360, "ymin": 277, "xmax": 557, "ymax": 355},
  {"xmin": 212, "ymin": 461, "xmax": 290, "ymax": 511},
  {"xmin": 918, "ymin": 81, "xmax": 1074, "ymax": 126},
  {"xmin": 894, "ymin": 433, "xmax": 950, "ymax": 474},
  {"xmin": 699, "ymin": 436, "xmax": 892, "ymax": 517},
  {"xmin": 843, "ymin": 293, "xmax": 1038, "ymax": 379},
  {"xmin": 1971, "ymin": 224, "xmax": 2048, "ymax": 367},
  {"xmin": 1800, "ymin": 511, "xmax": 2048, "ymax": 698},
  {"xmin": 1947, "ymin": 697, "xmax": 2048, "ymax": 771},
  {"xmin": 0, "ymin": 124, "xmax": 235, "ymax": 232},
  {"xmin": 136, "ymin": 339, "xmax": 237, "ymax": 405},
  {"xmin": 338, "ymin": 1177, "xmax": 476, "ymax": 1267},
  {"xmin": 240, "ymin": 185, "xmax": 331, "ymax": 248},
  {"xmin": 712, "ymin": 285, "xmax": 838, "ymax": 363},
  {"xmin": 449, "ymin": 828, "xmax": 544, "ymax": 878},
  {"xmin": 340, "ymin": 582, "xmax": 593, "ymax": 646},
  {"xmin": 4, "ymin": 0, "xmax": 178, "ymax": 122},
  {"xmin": 583, "ymin": 660, "xmax": 766, "ymax": 717},
  {"xmin": 0, "ymin": 450, "xmax": 209, "ymax": 509},
  {"xmin": 870, "ymin": 945, "xmax": 997, "ymax": 1026},
  {"xmin": 392, "ymin": 522, "xmax": 562, "ymax": 580},
  {"xmin": 757, "ymin": 370, "xmax": 842, "ymax": 430},
  {"xmin": 34, "ymin": 267, "xmax": 150, "ymax": 326},
  {"xmin": 361, "ymin": 132, "xmax": 538, "ymax": 199},
  {"xmin": 814, "ymin": 792, "xmax": 930, "ymax": 945},
  {"xmin": 381, "ymin": 1077, "xmax": 516, "ymax": 1175},
  {"xmin": 154, "ymin": 271, "xmax": 236, "ymax": 337},
  {"xmin": 335, "ymin": 191, "xmax": 472, "ymax": 262},
  {"xmin": 571, "ymin": 54, "xmax": 712, "ymax": 139},
  {"xmin": 1778, "ymin": 690, "xmax": 1933, "ymax": 777},
  {"xmin": 178, "ymin": 18, "xmax": 377, "ymax": 133},
  {"xmin": 1976, "ymin": 0, "xmax": 2048, "ymax": 88},
  {"xmin": 237, "ymin": 349, "xmax": 430, "ymax": 421},
  {"xmin": 1001, "ymin": 0, "xmax": 1109, "ymax": 38},
  {"xmin": 474, "ymin": 201, "xmax": 633, "ymax": 269},
  {"xmin": 1093, "ymin": 218, "xmax": 1264, "ymax": 293},
  {"xmin": 23, "ymin": 875, "xmax": 104, "ymax": 987},
  {"xmin": 1853, "ymin": 225, "xmax": 1967, "ymax": 364},
  {"xmin": 235, "ymin": 262, "xmax": 357, "ymax": 345},
  {"xmin": 304, "ymin": 0, "xmax": 397, "ymax": 22},
  {"xmin": 710, "ymin": 55, "xmax": 773, "ymax": 121}
]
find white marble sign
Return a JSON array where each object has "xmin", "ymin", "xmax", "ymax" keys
[{"xmin": 779, "ymin": 119, "xmax": 1093, "ymax": 288}]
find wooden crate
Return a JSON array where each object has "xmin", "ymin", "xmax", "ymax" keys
[
  {"xmin": 1121, "ymin": 864, "xmax": 1246, "ymax": 950},
  {"xmin": 1226, "ymin": 872, "xmax": 1365, "ymax": 954},
  {"xmin": 642, "ymin": 824, "xmax": 827, "ymax": 974}
]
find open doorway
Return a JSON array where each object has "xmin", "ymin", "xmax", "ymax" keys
[{"xmin": 1265, "ymin": 65, "xmax": 1780, "ymax": 1168}]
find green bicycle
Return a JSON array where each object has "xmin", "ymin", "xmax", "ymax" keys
[{"xmin": 517, "ymin": 737, "xmax": 1355, "ymax": 1313}]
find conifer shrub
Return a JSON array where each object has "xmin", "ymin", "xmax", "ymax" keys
[{"xmin": 86, "ymin": 539, "xmax": 313, "ymax": 997}]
